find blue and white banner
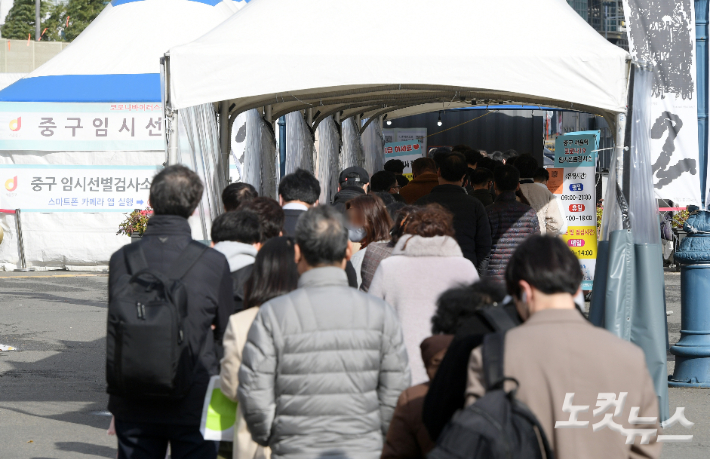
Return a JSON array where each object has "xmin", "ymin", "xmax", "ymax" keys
[
  {"xmin": 0, "ymin": 103, "xmax": 164, "ymax": 152},
  {"xmin": 0, "ymin": 164, "xmax": 159, "ymax": 212}
]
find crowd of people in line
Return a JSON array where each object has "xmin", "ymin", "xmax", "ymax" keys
[{"xmin": 106, "ymin": 145, "xmax": 661, "ymax": 459}]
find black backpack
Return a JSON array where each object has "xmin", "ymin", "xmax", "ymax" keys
[
  {"xmin": 428, "ymin": 332, "xmax": 554, "ymax": 459},
  {"xmin": 106, "ymin": 241, "xmax": 207, "ymax": 399}
]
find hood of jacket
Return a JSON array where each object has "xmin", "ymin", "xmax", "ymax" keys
[
  {"xmin": 393, "ymin": 234, "xmax": 463, "ymax": 258},
  {"xmin": 213, "ymin": 241, "xmax": 258, "ymax": 272}
]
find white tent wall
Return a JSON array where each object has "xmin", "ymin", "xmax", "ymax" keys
[
  {"xmin": 341, "ymin": 117, "xmax": 364, "ymax": 170},
  {"xmin": 285, "ymin": 111, "xmax": 315, "ymax": 174},
  {"xmin": 316, "ymin": 116, "xmax": 341, "ymax": 204},
  {"xmin": 0, "ymin": 150, "xmax": 163, "ymax": 271},
  {"xmin": 175, "ymin": 103, "xmax": 226, "ymax": 240},
  {"xmin": 362, "ymin": 119, "xmax": 385, "ymax": 176},
  {"xmin": 243, "ymin": 109, "xmax": 278, "ymax": 198}
]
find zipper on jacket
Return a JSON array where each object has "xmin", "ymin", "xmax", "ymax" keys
[{"xmin": 136, "ymin": 302, "xmax": 145, "ymax": 320}]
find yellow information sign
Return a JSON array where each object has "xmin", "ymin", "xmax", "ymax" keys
[{"xmin": 562, "ymin": 226, "xmax": 598, "ymax": 259}]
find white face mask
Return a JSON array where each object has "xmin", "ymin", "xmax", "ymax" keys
[{"xmin": 348, "ymin": 226, "xmax": 367, "ymax": 243}]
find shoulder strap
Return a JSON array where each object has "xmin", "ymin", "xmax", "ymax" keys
[
  {"xmin": 513, "ymin": 399, "xmax": 556, "ymax": 459},
  {"xmin": 477, "ymin": 306, "xmax": 518, "ymax": 332},
  {"xmin": 123, "ymin": 242, "xmax": 149, "ymax": 275},
  {"xmin": 168, "ymin": 241, "xmax": 208, "ymax": 280},
  {"xmin": 483, "ymin": 332, "xmax": 506, "ymax": 391}
]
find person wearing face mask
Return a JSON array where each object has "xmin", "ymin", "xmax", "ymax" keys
[
  {"xmin": 464, "ymin": 235, "xmax": 661, "ymax": 459},
  {"xmin": 345, "ymin": 195, "xmax": 393, "ymax": 287}
]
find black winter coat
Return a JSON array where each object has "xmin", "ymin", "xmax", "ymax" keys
[
  {"xmin": 231, "ymin": 264, "xmax": 253, "ymax": 314},
  {"xmin": 422, "ymin": 303, "xmax": 521, "ymax": 442},
  {"xmin": 415, "ymin": 185, "xmax": 492, "ymax": 270},
  {"xmin": 107, "ymin": 215, "xmax": 234, "ymax": 426}
]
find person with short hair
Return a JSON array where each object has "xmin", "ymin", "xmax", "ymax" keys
[
  {"xmin": 345, "ymin": 194, "xmax": 393, "ymax": 287},
  {"xmin": 466, "ymin": 235, "xmax": 661, "ymax": 459},
  {"xmin": 278, "ymin": 169, "xmax": 321, "ymax": 237},
  {"xmin": 222, "ymin": 182, "xmax": 257, "ymax": 212},
  {"xmin": 211, "ymin": 210, "xmax": 262, "ymax": 314},
  {"xmin": 469, "ymin": 167, "xmax": 495, "ymax": 207},
  {"xmin": 464, "ymin": 150, "xmax": 483, "ymax": 169},
  {"xmin": 370, "ymin": 170, "xmax": 401, "ymax": 194},
  {"xmin": 384, "ymin": 159, "xmax": 410, "ymax": 188},
  {"xmin": 369, "ymin": 205, "xmax": 479, "ymax": 384},
  {"xmin": 485, "ymin": 165, "xmax": 540, "ymax": 281},
  {"xmin": 514, "ymin": 155, "xmax": 564, "ymax": 235},
  {"xmin": 533, "ymin": 167, "xmax": 549, "ymax": 184},
  {"xmin": 108, "ymin": 165, "xmax": 234, "ymax": 459},
  {"xmin": 220, "ymin": 237, "xmax": 299, "ymax": 459},
  {"xmin": 238, "ymin": 197, "xmax": 285, "ymax": 243},
  {"xmin": 238, "ymin": 206, "xmax": 410, "ymax": 458},
  {"xmin": 501, "ymin": 149, "xmax": 518, "ymax": 164},
  {"xmin": 399, "ymin": 157, "xmax": 439, "ymax": 204},
  {"xmin": 331, "ymin": 166, "xmax": 370, "ymax": 213},
  {"xmin": 416, "ymin": 152, "xmax": 492, "ymax": 272},
  {"xmin": 476, "ymin": 156, "xmax": 500, "ymax": 173}
]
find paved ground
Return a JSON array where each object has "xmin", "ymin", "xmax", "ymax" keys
[{"xmin": 0, "ymin": 271, "xmax": 707, "ymax": 458}]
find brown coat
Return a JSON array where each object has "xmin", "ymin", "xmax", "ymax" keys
[
  {"xmin": 381, "ymin": 383, "xmax": 434, "ymax": 459},
  {"xmin": 399, "ymin": 172, "xmax": 439, "ymax": 204},
  {"xmin": 466, "ymin": 309, "xmax": 661, "ymax": 459}
]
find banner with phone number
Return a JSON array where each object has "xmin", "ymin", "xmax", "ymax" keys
[{"xmin": 553, "ymin": 131, "xmax": 599, "ymax": 290}]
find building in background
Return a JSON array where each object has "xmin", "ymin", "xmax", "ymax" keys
[{"xmin": 569, "ymin": 0, "xmax": 628, "ymax": 50}]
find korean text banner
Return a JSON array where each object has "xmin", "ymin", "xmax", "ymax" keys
[
  {"xmin": 555, "ymin": 131, "xmax": 599, "ymax": 290},
  {"xmin": 0, "ymin": 103, "xmax": 164, "ymax": 152},
  {"xmin": 384, "ymin": 140, "xmax": 424, "ymax": 180},
  {"xmin": 623, "ymin": 0, "xmax": 702, "ymax": 206},
  {"xmin": 0, "ymin": 165, "xmax": 159, "ymax": 212}
]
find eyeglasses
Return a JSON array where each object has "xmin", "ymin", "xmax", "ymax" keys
[{"xmin": 390, "ymin": 185, "xmax": 402, "ymax": 192}]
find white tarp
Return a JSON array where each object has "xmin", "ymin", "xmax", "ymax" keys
[
  {"xmin": 168, "ymin": 0, "xmax": 630, "ymax": 126},
  {"xmin": 623, "ymin": 0, "xmax": 702, "ymax": 206}
]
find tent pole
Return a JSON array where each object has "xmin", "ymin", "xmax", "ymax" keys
[
  {"xmin": 220, "ymin": 101, "xmax": 230, "ymax": 183},
  {"xmin": 622, "ymin": 66, "xmax": 635, "ymax": 202},
  {"xmin": 278, "ymin": 116, "xmax": 286, "ymax": 178}
]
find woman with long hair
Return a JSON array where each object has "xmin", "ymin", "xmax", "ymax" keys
[
  {"xmin": 345, "ymin": 194, "xmax": 393, "ymax": 287},
  {"xmin": 220, "ymin": 237, "xmax": 299, "ymax": 459},
  {"xmin": 369, "ymin": 205, "xmax": 479, "ymax": 384},
  {"xmin": 360, "ymin": 205, "xmax": 417, "ymax": 293}
]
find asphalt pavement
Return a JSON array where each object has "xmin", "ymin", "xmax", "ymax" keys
[{"xmin": 0, "ymin": 271, "xmax": 707, "ymax": 458}]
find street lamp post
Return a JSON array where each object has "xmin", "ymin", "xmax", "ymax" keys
[
  {"xmin": 35, "ymin": 0, "xmax": 40, "ymax": 41},
  {"xmin": 669, "ymin": 0, "xmax": 710, "ymax": 389}
]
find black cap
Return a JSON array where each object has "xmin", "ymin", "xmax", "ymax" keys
[{"xmin": 339, "ymin": 167, "xmax": 370, "ymax": 185}]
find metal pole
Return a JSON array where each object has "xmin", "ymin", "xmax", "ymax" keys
[
  {"xmin": 220, "ymin": 101, "xmax": 230, "ymax": 184},
  {"xmin": 622, "ymin": 65, "xmax": 636, "ymax": 202},
  {"xmin": 669, "ymin": 0, "xmax": 710, "ymax": 389},
  {"xmin": 35, "ymin": 0, "xmax": 40, "ymax": 41},
  {"xmin": 14, "ymin": 209, "xmax": 30, "ymax": 272},
  {"xmin": 278, "ymin": 116, "xmax": 286, "ymax": 177},
  {"xmin": 696, "ymin": 0, "xmax": 708, "ymax": 205}
]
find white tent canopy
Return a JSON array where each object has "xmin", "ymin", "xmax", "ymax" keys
[
  {"xmin": 0, "ymin": 0, "xmax": 243, "ymax": 102},
  {"xmin": 167, "ymin": 0, "xmax": 631, "ymax": 130}
]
